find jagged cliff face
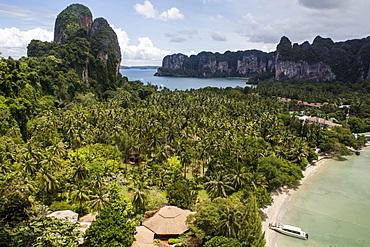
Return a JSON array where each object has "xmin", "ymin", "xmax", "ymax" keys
[
  {"xmin": 275, "ymin": 57, "xmax": 336, "ymax": 81},
  {"xmin": 275, "ymin": 36, "xmax": 337, "ymax": 81},
  {"xmin": 54, "ymin": 4, "xmax": 93, "ymax": 43},
  {"xmin": 156, "ymin": 51, "xmax": 275, "ymax": 77},
  {"xmin": 162, "ymin": 53, "xmax": 186, "ymax": 70},
  {"xmin": 158, "ymin": 35, "xmax": 370, "ymax": 82},
  {"xmin": 275, "ymin": 35, "xmax": 370, "ymax": 82},
  {"xmin": 51, "ymin": 4, "xmax": 121, "ymax": 85},
  {"xmin": 237, "ymin": 55, "xmax": 274, "ymax": 74},
  {"xmin": 90, "ymin": 18, "xmax": 122, "ymax": 72},
  {"xmin": 27, "ymin": 4, "xmax": 123, "ymax": 93}
]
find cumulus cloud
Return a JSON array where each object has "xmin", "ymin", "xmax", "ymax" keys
[
  {"xmin": 114, "ymin": 28, "xmax": 170, "ymax": 65},
  {"xmin": 158, "ymin": 7, "xmax": 184, "ymax": 21},
  {"xmin": 134, "ymin": 1, "xmax": 184, "ymax": 21},
  {"xmin": 133, "ymin": 0, "xmax": 157, "ymax": 18},
  {"xmin": 0, "ymin": 25, "xmax": 167, "ymax": 65},
  {"xmin": 210, "ymin": 29, "xmax": 226, "ymax": 41},
  {"xmin": 0, "ymin": 27, "xmax": 53, "ymax": 58}
]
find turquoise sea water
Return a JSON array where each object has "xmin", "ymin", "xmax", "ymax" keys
[
  {"xmin": 275, "ymin": 148, "xmax": 370, "ymax": 247},
  {"xmin": 120, "ymin": 69, "xmax": 249, "ymax": 90}
]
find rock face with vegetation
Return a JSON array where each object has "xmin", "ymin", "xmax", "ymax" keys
[
  {"xmin": 28, "ymin": 3, "xmax": 122, "ymax": 94},
  {"xmin": 158, "ymin": 35, "xmax": 370, "ymax": 83},
  {"xmin": 155, "ymin": 50, "xmax": 275, "ymax": 78},
  {"xmin": 275, "ymin": 35, "xmax": 370, "ymax": 82},
  {"xmin": 54, "ymin": 4, "xmax": 93, "ymax": 43}
]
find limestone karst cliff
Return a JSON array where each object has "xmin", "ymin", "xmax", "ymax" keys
[
  {"xmin": 275, "ymin": 35, "xmax": 370, "ymax": 82},
  {"xmin": 54, "ymin": 4, "xmax": 93, "ymax": 43},
  {"xmin": 156, "ymin": 50, "xmax": 275, "ymax": 78},
  {"xmin": 157, "ymin": 35, "xmax": 370, "ymax": 83},
  {"xmin": 28, "ymin": 3, "xmax": 122, "ymax": 92},
  {"xmin": 90, "ymin": 17, "xmax": 122, "ymax": 73}
]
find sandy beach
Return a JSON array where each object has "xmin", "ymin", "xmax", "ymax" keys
[{"xmin": 261, "ymin": 157, "xmax": 329, "ymax": 247}]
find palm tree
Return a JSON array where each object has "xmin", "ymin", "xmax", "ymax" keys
[
  {"xmin": 218, "ymin": 205, "xmax": 242, "ymax": 238},
  {"xmin": 37, "ymin": 168, "xmax": 59, "ymax": 202},
  {"xmin": 204, "ymin": 174, "xmax": 233, "ymax": 199},
  {"xmin": 70, "ymin": 185, "xmax": 90, "ymax": 213},
  {"xmin": 40, "ymin": 154, "xmax": 61, "ymax": 170},
  {"xmin": 129, "ymin": 180, "xmax": 149, "ymax": 213},
  {"xmin": 226, "ymin": 163, "xmax": 251, "ymax": 191},
  {"xmin": 72, "ymin": 163, "xmax": 89, "ymax": 183},
  {"xmin": 88, "ymin": 191, "xmax": 110, "ymax": 212}
]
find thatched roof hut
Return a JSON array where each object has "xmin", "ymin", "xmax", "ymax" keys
[
  {"xmin": 131, "ymin": 226, "xmax": 155, "ymax": 247},
  {"xmin": 142, "ymin": 206, "xmax": 194, "ymax": 236},
  {"xmin": 46, "ymin": 210, "xmax": 78, "ymax": 223}
]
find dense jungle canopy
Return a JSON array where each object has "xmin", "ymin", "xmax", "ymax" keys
[{"xmin": 1, "ymin": 3, "xmax": 369, "ymax": 247}]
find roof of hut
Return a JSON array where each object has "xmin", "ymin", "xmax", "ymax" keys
[
  {"xmin": 131, "ymin": 226, "xmax": 155, "ymax": 247},
  {"xmin": 142, "ymin": 206, "xmax": 194, "ymax": 235}
]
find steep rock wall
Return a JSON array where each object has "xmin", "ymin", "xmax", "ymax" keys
[
  {"xmin": 90, "ymin": 18, "xmax": 122, "ymax": 72},
  {"xmin": 54, "ymin": 4, "xmax": 93, "ymax": 43},
  {"xmin": 156, "ymin": 51, "xmax": 275, "ymax": 77},
  {"xmin": 275, "ymin": 60, "xmax": 336, "ymax": 81}
]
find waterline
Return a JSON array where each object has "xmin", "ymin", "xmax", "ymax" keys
[
  {"xmin": 275, "ymin": 149, "xmax": 370, "ymax": 246},
  {"xmin": 120, "ymin": 69, "xmax": 249, "ymax": 90}
]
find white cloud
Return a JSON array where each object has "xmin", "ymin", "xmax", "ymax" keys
[
  {"xmin": 133, "ymin": 0, "xmax": 157, "ymax": 19},
  {"xmin": 114, "ymin": 28, "xmax": 170, "ymax": 65},
  {"xmin": 210, "ymin": 29, "xmax": 226, "ymax": 41},
  {"xmin": 158, "ymin": 7, "xmax": 184, "ymax": 21},
  {"xmin": 0, "ymin": 27, "xmax": 53, "ymax": 58},
  {"xmin": 0, "ymin": 25, "xmax": 167, "ymax": 65},
  {"xmin": 134, "ymin": 1, "xmax": 184, "ymax": 21}
]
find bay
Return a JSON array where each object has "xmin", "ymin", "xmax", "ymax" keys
[
  {"xmin": 120, "ymin": 69, "xmax": 249, "ymax": 90},
  {"xmin": 275, "ymin": 148, "xmax": 370, "ymax": 247}
]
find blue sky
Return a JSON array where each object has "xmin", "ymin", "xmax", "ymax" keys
[{"xmin": 0, "ymin": 0, "xmax": 370, "ymax": 65}]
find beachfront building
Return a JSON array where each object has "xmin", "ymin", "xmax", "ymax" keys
[
  {"xmin": 132, "ymin": 205, "xmax": 195, "ymax": 246},
  {"xmin": 306, "ymin": 116, "xmax": 342, "ymax": 128}
]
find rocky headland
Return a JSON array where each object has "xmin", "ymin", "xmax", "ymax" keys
[{"xmin": 156, "ymin": 35, "xmax": 370, "ymax": 82}]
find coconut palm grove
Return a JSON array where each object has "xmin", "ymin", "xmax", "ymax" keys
[{"xmin": 1, "ymin": 3, "xmax": 369, "ymax": 247}]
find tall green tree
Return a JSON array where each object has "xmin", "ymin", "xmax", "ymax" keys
[
  {"xmin": 85, "ymin": 184, "xmax": 137, "ymax": 247},
  {"xmin": 166, "ymin": 178, "xmax": 198, "ymax": 209}
]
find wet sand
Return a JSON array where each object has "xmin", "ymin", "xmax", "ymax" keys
[{"xmin": 261, "ymin": 157, "xmax": 329, "ymax": 247}]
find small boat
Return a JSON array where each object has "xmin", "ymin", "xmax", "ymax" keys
[
  {"xmin": 269, "ymin": 222, "xmax": 308, "ymax": 240},
  {"xmin": 355, "ymin": 149, "xmax": 361, "ymax": 155}
]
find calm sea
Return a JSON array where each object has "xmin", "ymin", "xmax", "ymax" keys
[
  {"xmin": 120, "ymin": 69, "xmax": 249, "ymax": 90},
  {"xmin": 275, "ymin": 148, "xmax": 370, "ymax": 247}
]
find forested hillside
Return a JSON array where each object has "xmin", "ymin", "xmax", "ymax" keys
[{"xmin": 0, "ymin": 3, "xmax": 367, "ymax": 247}]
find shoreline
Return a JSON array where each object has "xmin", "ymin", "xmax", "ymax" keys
[{"xmin": 261, "ymin": 156, "xmax": 330, "ymax": 247}]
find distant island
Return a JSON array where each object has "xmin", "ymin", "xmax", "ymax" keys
[{"xmin": 156, "ymin": 35, "xmax": 370, "ymax": 83}]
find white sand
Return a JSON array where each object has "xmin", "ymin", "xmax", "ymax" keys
[{"xmin": 261, "ymin": 157, "xmax": 329, "ymax": 247}]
